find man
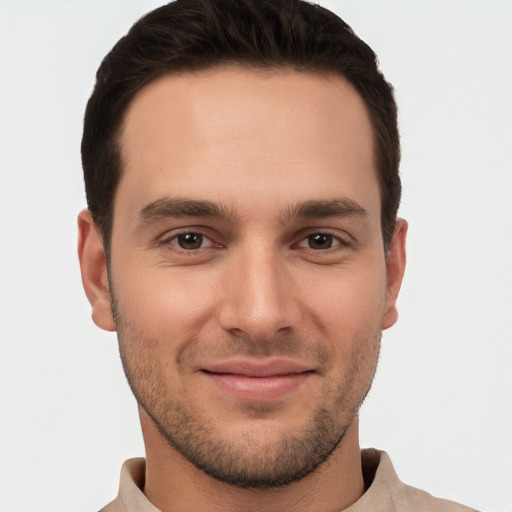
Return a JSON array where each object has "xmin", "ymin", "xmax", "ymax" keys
[{"xmin": 77, "ymin": 0, "xmax": 477, "ymax": 510}]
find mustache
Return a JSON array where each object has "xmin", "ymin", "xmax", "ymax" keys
[
  {"xmin": 176, "ymin": 332, "xmax": 332, "ymax": 369},
  {"xmin": 111, "ymin": 295, "xmax": 332, "ymax": 369}
]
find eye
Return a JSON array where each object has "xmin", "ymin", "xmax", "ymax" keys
[
  {"xmin": 298, "ymin": 233, "xmax": 341, "ymax": 250},
  {"xmin": 169, "ymin": 232, "xmax": 214, "ymax": 250}
]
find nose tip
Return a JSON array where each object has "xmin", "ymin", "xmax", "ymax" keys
[
  {"xmin": 218, "ymin": 252, "xmax": 300, "ymax": 343},
  {"xmin": 221, "ymin": 298, "xmax": 288, "ymax": 343}
]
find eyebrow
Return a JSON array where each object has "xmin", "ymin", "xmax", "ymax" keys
[
  {"xmin": 280, "ymin": 198, "xmax": 368, "ymax": 223},
  {"xmin": 137, "ymin": 196, "xmax": 368, "ymax": 228},
  {"xmin": 137, "ymin": 197, "xmax": 235, "ymax": 227}
]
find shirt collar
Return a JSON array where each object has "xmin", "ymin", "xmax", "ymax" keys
[{"xmin": 109, "ymin": 449, "xmax": 400, "ymax": 512}]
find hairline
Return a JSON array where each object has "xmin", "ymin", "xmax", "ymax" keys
[{"xmin": 102, "ymin": 62, "xmax": 388, "ymax": 256}]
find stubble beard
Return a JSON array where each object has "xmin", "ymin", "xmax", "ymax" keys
[
  {"xmin": 112, "ymin": 297, "xmax": 381, "ymax": 489},
  {"xmin": 141, "ymin": 393, "xmax": 351, "ymax": 488}
]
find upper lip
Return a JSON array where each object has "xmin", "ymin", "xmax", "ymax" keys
[{"xmin": 201, "ymin": 359, "xmax": 314, "ymax": 377}]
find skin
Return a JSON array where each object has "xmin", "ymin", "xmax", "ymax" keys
[{"xmin": 78, "ymin": 67, "xmax": 407, "ymax": 512}]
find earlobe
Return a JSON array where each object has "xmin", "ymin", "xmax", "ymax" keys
[
  {"xmin": 77, "ymin": 209, "xmax": 116, "ymax": 332},
  {"xmin": 382, "ymin": 218, "xmax": 408, "ymax": 330}
]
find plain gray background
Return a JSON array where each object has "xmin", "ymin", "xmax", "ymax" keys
[{"xmin": 0, "ymin": 1, "xmax": 511, "ymax": 511}]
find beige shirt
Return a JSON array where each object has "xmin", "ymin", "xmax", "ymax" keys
[{"xmin": 100, "ymin": 449, "xmax": 478, "ymax": 512}]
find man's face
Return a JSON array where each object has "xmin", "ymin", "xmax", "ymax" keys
[{"xmin": 86, "ymin": 68, "xmax": 405, "ymax": 487}]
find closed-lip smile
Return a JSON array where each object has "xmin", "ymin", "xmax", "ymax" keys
[{"xmin": 200, "ymin": 359, "xmax": 315, "ymax": 401}]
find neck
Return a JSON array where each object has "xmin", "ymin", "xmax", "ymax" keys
[{"xmin": 141, "ymin": 410, "xmax": 365, "ymax": 512}]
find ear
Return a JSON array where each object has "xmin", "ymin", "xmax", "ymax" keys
[
  {"xmin": 382, "ymin": 218, "xmax": 408, "ymax": 330},
  {"xmin": 77, "ymin": 209, "xmax": 116, "ymax": 332}
]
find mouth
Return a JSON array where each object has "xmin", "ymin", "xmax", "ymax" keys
[{"xmin": 200, "ymin": 359, "xmax": 315, "ymax": 401}]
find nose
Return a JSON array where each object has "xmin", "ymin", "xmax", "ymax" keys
[{"xmin": 218, "ymin": 245, "xmax": 301, "ymax": 343}]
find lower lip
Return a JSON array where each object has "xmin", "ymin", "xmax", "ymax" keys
[{"xmin": 202, "ymin": 371, "xmax": 313, "ymax": 401}]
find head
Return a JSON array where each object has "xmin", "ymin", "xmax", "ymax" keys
[
  {"xmin": 81, "ymin": 0, "xmax": 401, "ymax": 256},
  {"xmin": 78, "ymin": 0, "xmax": 406, "ymax": 492}
]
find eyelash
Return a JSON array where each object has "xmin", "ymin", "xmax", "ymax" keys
[
  {"xmin": 159, "ymin": 230, "xmax": 220, "ymax": 252},
  {"xmin": 159, "ymin": 229, "xmax": 352, "ymax": 254},
  {"xmin": 295, "ymin": 232, "xmax": 350, "ymax": 251}
]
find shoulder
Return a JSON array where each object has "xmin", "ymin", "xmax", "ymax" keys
[
  {"xmin": 397, "ymin": 481, "xmax": 478, "ymax": 512},
  {"xmin": 99, "ymin": 500, "xmax": 121, "ymax": 512},
  {"xmin": 356, "ymin": 448, "xmax": 479, "ymax": 512},
  {"xmin": 98, "ymin": 458, "xmax": 160, "ymax": 512}
]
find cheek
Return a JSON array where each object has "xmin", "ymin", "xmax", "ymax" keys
[
  {"xmin": 113, "ymin": 269, "xmax": 223, "ymax": 393},
  {"xmin": 298, "ymin": 263, "xmax": 387, "ymax": 335},
  {"xmin": 112, "ymin": 260, "xmax": 222, "ymax": 346}
]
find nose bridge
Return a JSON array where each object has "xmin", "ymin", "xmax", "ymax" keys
[{"xmin": 219, "ymin": 241, "xmax": 298, "ymax": 341}]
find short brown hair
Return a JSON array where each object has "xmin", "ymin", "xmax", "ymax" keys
[{"xmin": 82, "ymin": 0, "xmax": 401, "ymax": 251}]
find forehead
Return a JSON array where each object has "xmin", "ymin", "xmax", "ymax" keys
[{"xmin": 116, "ymin": 67, "xmax": 379, "ymax": 221}]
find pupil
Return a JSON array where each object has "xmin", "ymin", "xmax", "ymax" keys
[
  {"xmin": 179, "ymin": 233, "xmax": 202, "ymax": 249},
  {"xmin": 309, "ymin": 234, "xmax": 332, "ymax": 249}
]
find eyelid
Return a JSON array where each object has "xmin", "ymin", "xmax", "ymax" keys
[
  {"xmin": 293, "ymin": 229, "xmax": 354, "ymax": 248},
  {"xmin": 158, "ymin": 227, "xmax": 223, "ymax": 250},
  {"xmin": 296, "ymin": 234, "xmax": 341, "ymax": 249}
]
